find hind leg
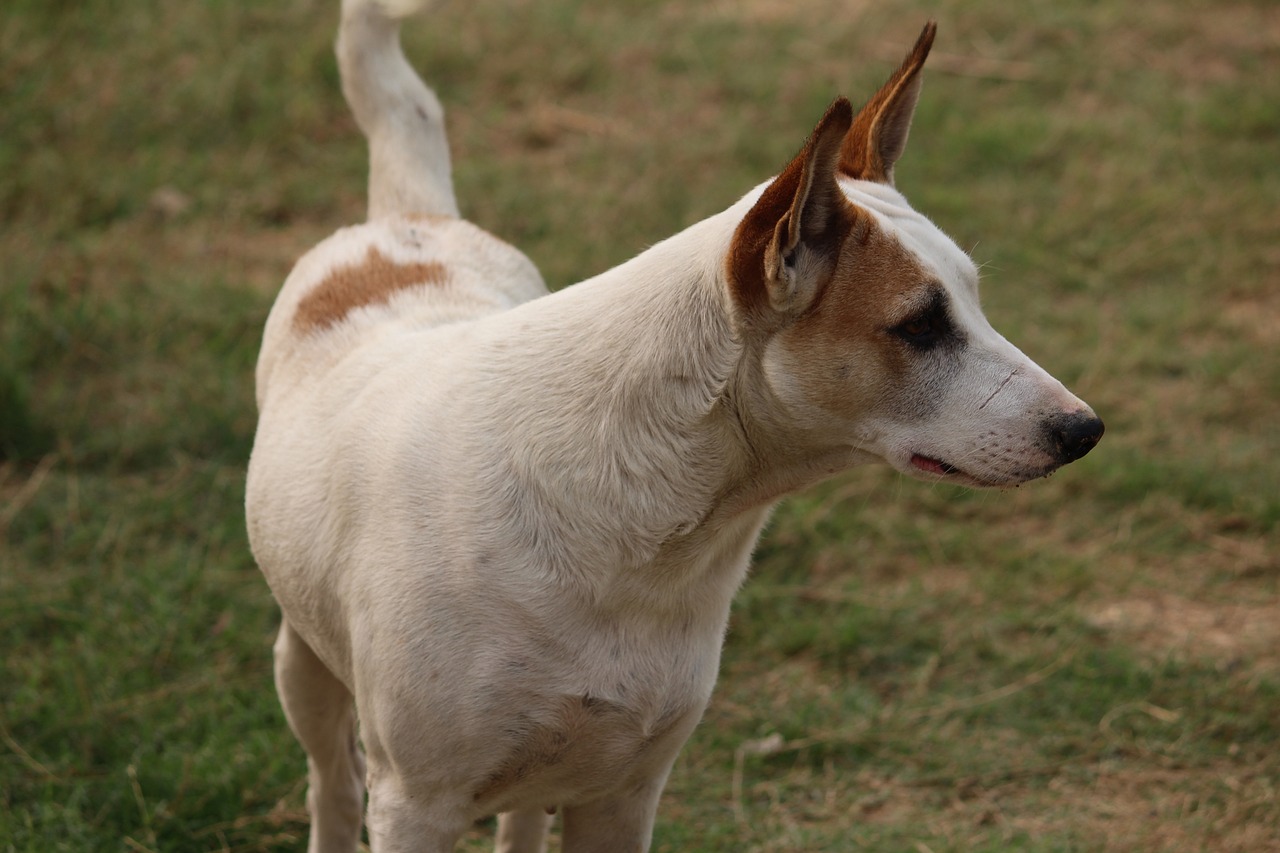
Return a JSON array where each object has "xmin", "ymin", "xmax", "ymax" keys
[
  {"xmin": 274, "ymin": 619, "xmax": 366, "ymax": 853},
  {"xmin": 496, "ymin": 808, "xmax": 554, "ymax": 853}
]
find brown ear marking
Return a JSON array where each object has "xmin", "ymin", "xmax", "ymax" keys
[
  {"xmin": 839, "ymin": 21, "xmax": 937, "ymax": 184},
  {"xmin": 727, "ymin": 97, "xmax": 855, "ymax": 323},
  {"xmin": 293, "ymin": 246, "xmax": 449, "ymax": 332}
]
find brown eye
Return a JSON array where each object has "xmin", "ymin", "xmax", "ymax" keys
[
  {"xmin": 889, "ymin": 288, "xmax": 959, "ymax": 351},
  {"xmin": 893, "ymin": 313, "xmax": 939, "ymax": 345},
  {"xmin": 898, "ymin": 317, "xmax": 933, "ymax": 338},
  {"xmin": 891, "ymin": 309, "xmax": 948, "ymax": 350}
]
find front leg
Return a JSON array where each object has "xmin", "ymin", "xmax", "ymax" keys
[
  {"xmin": 495, "ymin": 807, "xmax": 553, "ymax": 853},
  {"xmin": 559, "ymin": 769, "xmax": 671, "ymax": 853}
]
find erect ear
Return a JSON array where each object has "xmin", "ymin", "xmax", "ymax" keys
[
  {"xmin": 839, "ymin": 21, "xmax": 936, "ymax": 184},
  {"xmin": 727, "ymin": 97, "xmax": 855, "ymax": 322}
]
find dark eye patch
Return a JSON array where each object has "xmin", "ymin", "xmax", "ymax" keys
[{"xmin": 888, "ymin": 286, "xmax": 961, "ymax": 351}]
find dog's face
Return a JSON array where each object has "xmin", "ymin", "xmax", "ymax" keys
[{"xmin": 728, "ymin": 23, "xmax": 1102, "ymax": 488}]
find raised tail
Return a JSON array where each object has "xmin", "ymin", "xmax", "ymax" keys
[{"xmin": 337, "ymin": 0, "xmax": 459, "ymax": 219}]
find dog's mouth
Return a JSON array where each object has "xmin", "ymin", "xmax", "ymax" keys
[
  {"xmin": 910, "ymin": 453, "xmax": 959, "ymax": 477},
  {"xmin": 908, "ymin": 453, "xmax": 1008, "ymax": 488},
  {"xmin": 909, "ymin": 451, "xmax": 1057, "ymax": 489}
]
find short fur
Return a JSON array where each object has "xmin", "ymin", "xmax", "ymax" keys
[{"xmin": 246, "ymin": 3, "xmax": 1103, "ymax": 851}]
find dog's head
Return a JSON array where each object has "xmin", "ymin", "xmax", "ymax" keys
[{"xmin": 726, "ymin": 23, "xmax": 1102, "ymax": 488}]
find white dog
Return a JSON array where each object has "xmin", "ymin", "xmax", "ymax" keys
[{"xmin": 246, "ymin": 1, "xmax": 1103, "ymax": 850}]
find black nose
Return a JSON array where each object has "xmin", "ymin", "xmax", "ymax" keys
[{"xmin": 1045, "ymin": 410, "xmax": 1105, "ymax": 464}]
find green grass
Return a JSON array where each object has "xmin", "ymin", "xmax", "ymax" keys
[{"xmin": 3, "ymin": 0, "xmax": 1278, "ymax": 850}]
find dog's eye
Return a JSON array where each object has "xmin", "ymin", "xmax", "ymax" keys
[
  {"xmin": 892, "ymin": 313, "xmax": 943, "ymax": 347},
  {"xmin": 898, "ymin": 317, "xmax": 934, "ymax": 338},
  {"xmin": 888, "ymin": 287, "xmax": 958, "ymax": 351}
]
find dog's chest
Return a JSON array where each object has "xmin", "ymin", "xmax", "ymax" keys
[{"xmin": 471, "ymin": 689, "xmax": 700, "ymax": 813}]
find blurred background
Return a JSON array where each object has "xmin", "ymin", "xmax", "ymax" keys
[{"xmin": 2, "ymin": 0, "xmax": 1276, "ymax": 850}]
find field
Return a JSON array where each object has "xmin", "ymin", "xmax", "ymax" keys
[{"xmin": 2, "ymin": 0, "xmax": 1278, "ymax": 850}]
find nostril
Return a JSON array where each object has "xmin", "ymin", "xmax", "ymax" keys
[{"xmin": 1048, "ymin": 412, "xmax": 1105, "ymax": 463}]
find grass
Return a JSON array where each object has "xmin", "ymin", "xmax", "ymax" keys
[{"xmin": 2, "ymin": 0, "xmax": 1277, "ymax": 850}]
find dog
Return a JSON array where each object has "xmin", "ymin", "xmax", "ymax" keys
[{"xmin": 245, "ymin": 1, "xmax": 1104, "ymax": 850}]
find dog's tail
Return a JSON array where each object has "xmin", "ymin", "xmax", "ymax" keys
[{"xmin": 337, "ymin": 0, "xmax": 460, "ymax": 219}]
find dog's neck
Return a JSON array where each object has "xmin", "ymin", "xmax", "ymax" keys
[{"xmin": 475, "ymin": 192, "xmax": 868, "ymax": 606}]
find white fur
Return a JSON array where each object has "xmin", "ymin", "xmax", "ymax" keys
[
  {"xmin": 825, "ymin": 178, "xmax": 1089, "ymax": 487},
  {"xmin": 246, "ymin": 5, "xmax": 1100, "ymax": 852}
]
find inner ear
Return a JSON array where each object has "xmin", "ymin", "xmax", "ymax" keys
[
  {"xmin": 840, "ymin": 21, "xmax": 936, "ymax": 184},
  {"xmin": 728, "ymin": 98, "xmax": 854, "ymax": 322},
  {"xmin": 769, "ymin": 101, "xmax": 856, "ymax": 313},
  {"xmin": 777, "ymin": 115, "xmax": 850, "ymax": 265}
]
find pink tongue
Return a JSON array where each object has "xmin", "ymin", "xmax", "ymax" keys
[{"xmin": 911, "ymin": 453, "xmax": 948, "ymax": 475}]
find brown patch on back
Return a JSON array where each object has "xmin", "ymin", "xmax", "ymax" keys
[{"xmin": 292, "ymin": 246, "xmax": 449, "ymax": 332}]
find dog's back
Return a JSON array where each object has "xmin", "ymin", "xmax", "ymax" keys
[{"xmin": 253, "ymin": 215, "xmax": 545, "ymax": 409}]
